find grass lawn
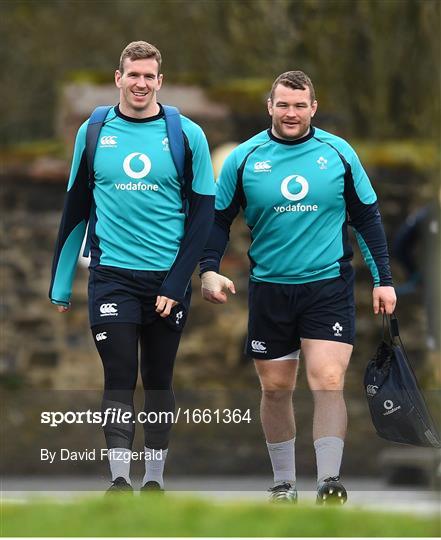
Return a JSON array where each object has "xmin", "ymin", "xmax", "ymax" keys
[{"xmin": 1, "ymin": 495, "xmax": 440, "ymax": 537}]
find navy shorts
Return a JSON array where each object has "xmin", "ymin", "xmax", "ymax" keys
[
  {"xmin": 88, "ymin": 265, "xmax": 191, "ymax": 331},
  {"xmin": 246, "ymin": 270, "xmax": 355, "ymax": 359}
]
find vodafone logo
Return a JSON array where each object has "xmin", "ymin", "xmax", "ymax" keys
[
  {"xmin": 281, "ymin": 175, "xmax": 309, "ymax": 202},
  {"xmin": 123, "ymin": 153, "xmax": 151, "ymax": 179},
  {"xmin": 100, "ymin": 303, "xmax": 118, "ymax": 317},
  {"xmin": 383, "ymin": 399, "xmax": 401, "ymax": 416}
]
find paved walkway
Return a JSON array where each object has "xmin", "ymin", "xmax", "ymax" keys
[{"xmin": 2, "ymin": 476, "xmax": 439, "ymax": 516}]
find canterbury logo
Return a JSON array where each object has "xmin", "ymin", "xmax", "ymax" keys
[
  {"xmin": 366, "ymin": 384, "xmax": 378, "ymax": 397},
  {"xmin": 175, "ymin": 310, "xmax": 184, "ymax": 325},
  {"xmin": 254, "ymin": 160, "xmax": 272, "ymax": 173},
  {"xmin": 100, "ymin": 303, "xmax": 118, "ymax": 316},
  {"xmin": 251, "ymin": 340, "xmax": 267, "ymax": 353},
  {"xmin": 100, "ymin": 136, "xmax": 117, "ymax": 146},
  {"xmin": 95, "ymin": 332, "xmax": 107, "ymax": 341}
]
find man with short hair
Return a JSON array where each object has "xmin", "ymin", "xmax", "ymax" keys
[
  {"xmin": 200, "ymin": 71, "xmax": 396, "ymax": 504},
  {"xmin": 50, "ymin": 41, "xmax": 215, "ymax": 492}
]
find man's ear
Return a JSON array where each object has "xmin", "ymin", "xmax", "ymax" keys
[
  {"xmin": 267, "ymin": 98, "xmax": 273, "ymax": 117},
  {"xmin": 115, "ymin": 70, "xmax": 122, "ymax": 88}
]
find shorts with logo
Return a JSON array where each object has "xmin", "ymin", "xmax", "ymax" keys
[
  {"xmin": 88, "ymin": 265, "xmax": 191, "ymax": 331},
  {"xmin": 246, "ymin": 269, "xmax": 355, "ymax": 359}
]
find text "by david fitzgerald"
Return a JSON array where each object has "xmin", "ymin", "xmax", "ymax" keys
[{"xmin": 41, "ymin": 448, "xmax": 163, "ymax": 464}]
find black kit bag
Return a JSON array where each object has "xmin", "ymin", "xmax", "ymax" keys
[{"xmin": 364, "ymin": 313, "xmax": 441, "ymax": 447}]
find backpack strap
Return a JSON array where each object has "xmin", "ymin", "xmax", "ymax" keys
[
  {"xmin": 83, "ymin": 105, "xmax": 112, "ymax": 256},
  {"xmin": 85, "ymin": 105, "xmax": 113, "ymax": 188},
  {"xmin": 163, "ymin": 105, "xmax": 190, "ymax": 213},
  {"xmin": 163, "ymin": 105, "xmax": 185, "ymax": 178}
]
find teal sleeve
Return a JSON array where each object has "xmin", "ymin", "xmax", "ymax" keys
[
  {"xmin": 49, "ymin": 123, "xmax": 91, "ymax": 305},
  {"xmin": 342, "ymin": 144, "xmax": 393, "ymax": 286},
  {"xmin": 348, "ymin": 148, "xmax": 377, "ymax": 205},
  {"xmin": 184, "ymin": 123, "xmax": 215, "ymax": 196},
  {"xmin": 324, "ymin": 133, "xmax": 377, "ymax": 204},
  {"xmin": 215, "ymin": 151, "xmax": 240, "ymax": 210}
]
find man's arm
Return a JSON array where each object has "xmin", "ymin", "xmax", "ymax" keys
[
  {"xmin": 49, "ymin": 122, "xmax": 91, "ymax": 310},
  {"xmin": 156, "ymin": 127, "xmax": 215, "ymax": 316},
  {"xmin": 344, "ymin": 148, "xmax": 396, "ymax": 314},
  {"xmin": 199, "ymin": 150, "xmax": 243, "ymax": 304}
]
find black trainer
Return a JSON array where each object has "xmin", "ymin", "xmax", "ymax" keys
[
  {"xmin": 316, "ymin": 476, "xmax": 347, "ymax": 505},
  {"xmin": 140, "ymin": 480, "xmax": 164, "ymax": 493},
  {"xmin": 106, "ymin": 477, "xmax": 133, "ymax": 494},
  {"xmin": 268, "ymin": 482, "xmax": 298, "ymax": 503}
]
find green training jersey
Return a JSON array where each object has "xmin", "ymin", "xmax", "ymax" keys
[{"xmin": 201, "ymin": 126, "xmax": 392, "ymax": 286}]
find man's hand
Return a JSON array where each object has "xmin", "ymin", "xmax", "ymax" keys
[
  {"xmin": 56, "ymin": 305, "xmax": 70, "ymax": 313},
  {"xmin": 373, "ymin": 286, "xmax": 397, "ymax": 315},
  {"xmin": 156, "ymin": 296, "xmax": 178, "ymax": 318},
  {"xmin": 201, "ymin": 271, "xmax": 236, "ymax": 304}
]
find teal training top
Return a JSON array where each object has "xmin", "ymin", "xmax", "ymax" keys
[
  {"xmin": 200, "ymin": 126, "xmax": 392, "ymax": 285},
  {"xmin": 50, "ymin": 105, "xmax": 215, "ymax": 305}
]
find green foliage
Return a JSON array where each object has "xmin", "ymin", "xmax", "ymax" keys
[
  {"xmin": 354, "ymin": 141, "xmax": 440, "ymax": 172},
  {"xmin": 0, "ymin": 139, "xmax": 65, "ymax": 161},
  {"xmin": 207, "ymin": 78, "xmax": 272, "ymax": 113},
  {"xmin": 64, "ymin": 70, "xmax": 113, "ymax": 85},
  {"xmin": 0, "ymin": 374, "xmax": 25, "ymax": 390},
  {"xmin": 2, "ymin": 495, "xmax": 440, "ymax": 537},
  {"xmin": 1, "ymin": 0, "xmax": 440, "ymax": 143}
]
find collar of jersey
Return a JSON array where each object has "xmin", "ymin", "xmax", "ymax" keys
[
  {"xmin": 114, "ymin": 103, "xmax": 165, "ymax": 123},
  {"xmin": 267, "ymin": 126, "xmax": 315, "ymax": 145}
]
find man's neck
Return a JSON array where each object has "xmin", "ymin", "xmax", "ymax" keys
[
  {"xmin": 119, "ymin": 102, "xmax": 160, "ymax": 120},
  {"xmin": 271, "ymin": 125, "xmax": 310, "ymax": 141}
]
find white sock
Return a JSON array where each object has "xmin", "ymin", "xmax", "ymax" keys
[
  {"xmin": 108, "ymin": 447, "xmax": 131, "ymax": 483},
  {"xmin": 266, "ymin": 437, "xmax": 296, "ymax": 485},
  {"xmin": 142, "ymin": 447, "xmax": 168, "ymax": 488},
  {"xmin": 314, "ymin": 436, "xmax": 344, "ymax": 484}
]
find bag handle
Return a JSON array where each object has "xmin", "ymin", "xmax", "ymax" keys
[{"xmin": 383, "ymin": 313, "xmax": 400, "ymax": 343}]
